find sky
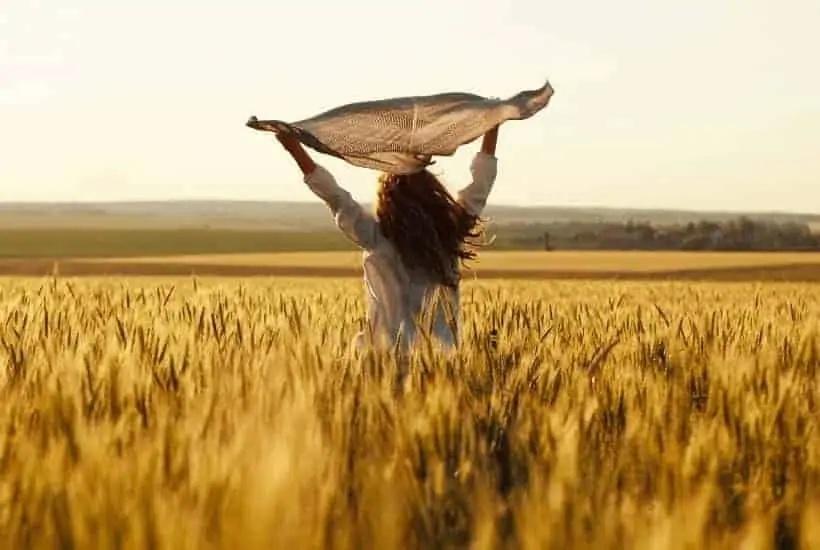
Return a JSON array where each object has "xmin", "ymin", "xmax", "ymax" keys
[{"xmin": 1, "ymin": 0, "xmax": 819, "ymax": 213}]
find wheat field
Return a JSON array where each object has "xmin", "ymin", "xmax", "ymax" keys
[{"xmin": 0, "ymin": 276, "xmax": 818, "ymax": 549}]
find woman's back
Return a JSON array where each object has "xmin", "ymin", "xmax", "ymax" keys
[
  {"xmin": 274, "ymin": 128, "xmax": 500, "ymax": 352},
  {"xmin": 358, "ymin": 235, "xmax": 462, "ymax": 351}
]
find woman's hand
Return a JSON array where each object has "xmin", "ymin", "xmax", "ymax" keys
[
  {"xmin": 275, "ymin": 132, "xmax": 317, "ymax": 176},
  {"xmin": 481, "ymin": 125, "xmax": 499, "ymax": 156}
]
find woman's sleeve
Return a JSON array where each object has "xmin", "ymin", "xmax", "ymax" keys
[
  {"xmin": 303, "ymin": 164, "xmax": 382, "ymax": 250},
  {"xmin": 456, "ymin": 152, "xmax": 498, "ymax": 217}
]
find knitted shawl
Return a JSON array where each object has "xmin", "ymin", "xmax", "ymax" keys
[{"xmin": 246, "ymin": 78, "xmax": 554, "ymax": 174}]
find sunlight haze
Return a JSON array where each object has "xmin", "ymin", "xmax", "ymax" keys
[{"xmin": 2, "ymin": 0, "xmax": 818, "ymax": 213}]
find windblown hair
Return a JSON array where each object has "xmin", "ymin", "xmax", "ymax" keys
[{"xmin": 376, "ymin": 169, "xmax": 485, "ymax": 288}]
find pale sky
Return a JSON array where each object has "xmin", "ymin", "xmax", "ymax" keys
[{"xmin": 2, "ymin": 0, "xmax": 819, "ymax": 212}]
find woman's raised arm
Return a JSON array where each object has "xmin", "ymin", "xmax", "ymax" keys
[
  {"xmin": 457, "ymin": 126, "xmax": 500, "ymax": 216},
  {"xmin": 272, "ymin": 133, "xmax": 382, "ymax": 250}
]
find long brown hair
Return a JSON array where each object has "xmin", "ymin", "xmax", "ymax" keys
[{"xmin": 376, "ymin": 169, "xmax": 485, "ymax": 288}]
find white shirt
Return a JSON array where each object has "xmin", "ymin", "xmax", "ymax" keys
[{"xmin": 303, "ymin": 152, "xmax": 498, "ymax": 351}]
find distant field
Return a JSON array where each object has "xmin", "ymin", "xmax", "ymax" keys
[
  {"xmin": 3, "ymin": 222, "xmax": 819, "ymax": 261},
  {"xmin": 4, "ymin": 250, "xmax": 820, "ymax": 281},
  {"xmin": 0, "ymin": 228, "xmax": 558, "ymax": 258},
  {"xmin": 0, "ymin": 229, "xmax": 356, "ymax": 258},
  {"xmin": 93, "ymin": 250, "xmax": 820, "ymax": 271}
]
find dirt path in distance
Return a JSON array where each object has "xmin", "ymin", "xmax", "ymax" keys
[{"xmin": 2, "ymin": 258, "xmax": 820, "ymax": 282}]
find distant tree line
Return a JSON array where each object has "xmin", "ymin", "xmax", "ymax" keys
[{"xmin": 493, "ymin": 217, "xmax": 820, "ymax": 251}]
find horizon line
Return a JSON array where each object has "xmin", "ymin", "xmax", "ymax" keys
[{"xmin": 0, "ymin": 199, "xmax": 819, "ymax": 218}]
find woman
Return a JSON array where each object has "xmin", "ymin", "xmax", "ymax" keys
[{"xmin": 273, "ymin": 125, "xmax": 499, "ymax": 352}]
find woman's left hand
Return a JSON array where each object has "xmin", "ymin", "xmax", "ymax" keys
[{"xmin": 275, "ymin": 132, "xmax": 317, "ymax": 176}]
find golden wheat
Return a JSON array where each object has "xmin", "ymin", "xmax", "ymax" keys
[{"xmin": 0, "ymin": 277, "xmax": 818, "ymax": 549}]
